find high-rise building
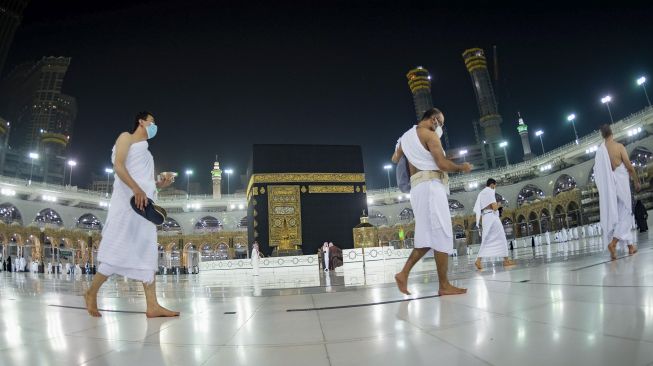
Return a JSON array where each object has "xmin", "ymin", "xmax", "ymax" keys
[
  {"xmin": 0, "ymin": 0, "xmax": 30, "ymax": 77},
  {"xmin": 406, "ymin": 66, "xmax": 449, "ymax": 148},
  {"xmin": 517, "ymin": 113, "xmax": 534, "ymax": 161},
  {"xmin": 463, "ymin": 47, "xmax": 506, "ymax": 167},
  {"xmin": 0, "ymin": 56, "xmax": 77, "ymax": 183}
]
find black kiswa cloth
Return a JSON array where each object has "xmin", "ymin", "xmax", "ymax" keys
[{"xmin": 130, "ymin": 197, "xmax": 167, "ymax": 225}]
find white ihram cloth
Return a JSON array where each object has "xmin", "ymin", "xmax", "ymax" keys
[
  {"xmin": 399, "ymin": 126, "xmax": 453, "ymax": 253},
  {"xmin": 594, "ymin": 143, "xmax": 633, "ymax": 250},
  {"xmin": 97, "ymin": 141, "xmax": 158, "ymax": 283},
  {"xmin": 474, "ymin": 187, "xmax": 509, "ymax": 258}
]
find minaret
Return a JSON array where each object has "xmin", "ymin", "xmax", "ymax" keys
[
  {"xmin": 406, "ymin": 66, "xmax": 449, "ymax": 148},
  {"xmin": 211, "ymin": 156, "xmax": 222, "ymax": 199},
  {"xmin": 517, "ymin": 112, "xmax": 534, "ymax": 161}
]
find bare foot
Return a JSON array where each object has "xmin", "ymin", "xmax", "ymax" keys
[
  {"xmin": 628, "ymin": 245, "xmax": 638, "ymax": 255},
  {"xmin": 145, "ymin": 305, "xmax": 180, "ymax": 318},
  {"xmin": 84, "ymin": 291, "xmax": 101, "ymax": 318},
  {"xmin": 438, "ymin": 284, "xmax": 467, "ymax": 296},
  {"xmin": 608, "ymin": 242, "xmax": 617, "ymax": 260},
  {"xmin": 475, "ymin": 259, "xmax": 482, "ymax": 270},
  {"xmin": 394, "ymin": 273, "xmax": 411, "ymax": 295},
  {"xmin": 503, "ymin": 259, "xmax": 516, "ymax": 267}
]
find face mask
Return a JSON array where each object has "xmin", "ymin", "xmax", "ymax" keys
[
  {"xmin": 146, "ymin": 123, "xmax": 158, "ymax": 139},
  {"xmin": 435, "ymin": 124, "xmax": 443, "ymax": 138}
]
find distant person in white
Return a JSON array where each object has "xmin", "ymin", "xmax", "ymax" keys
[
  {"xmin": 392, "ymin": 108, "xmax": 471, "ymax": 296},
  {"xmin": 322, "ymin": 242, "xmax": 330, "ymax": 272},
  {"xmin": 251, "ymin": 241, "xmax": 261, "ymax": 276},
  {"xmin": 473, "ymin": 178, "xmax": 516, "ymax": 270},
  {"xmin": 593, "ymin": 124, "xmax": 640, "ymax": 260},
  {"xmin": 84, "ymin": 111, "xmax": 178, "ymax": 318}
]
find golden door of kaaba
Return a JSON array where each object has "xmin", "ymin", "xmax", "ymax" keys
[{"xmin": 247, "ymin": 145, "xmax": 368, "ymax": 257}]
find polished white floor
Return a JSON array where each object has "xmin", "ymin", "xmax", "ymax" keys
[{"xmin": 2, "ymin": 232, "xmax": 653, "ymax": 365}]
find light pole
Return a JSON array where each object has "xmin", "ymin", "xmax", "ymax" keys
[
  {"xmin": 67, "ymin": 160, "xmax": 76, "ymax": 186},
  {"xmin": 28, "ymin": 152, "xmax": 39, "ymax": 185},
  {"xmin": 104, "ymin": 168, "xmax": 113, "ymax": 197},
  {"xmin": 459, "ymin": 149, "xmax": 468, "ymax": 162},
  {"xmin": 499, "ymin": 141, "xmax": 509, "ymax": 166},
  {"xmin": 383, "ymin": 164, "xmax": 392, "ymax": 189},
  {"xmin": 185, "ymin": 169, "xmax": 193, "ymax": 199},
  {"xmin": 224, "ymin": 168, "xmax": 233, "ymax": 195},
  {"xmin": 567, "ymin": 113, "xmax": 579, "ymax": 144},
  {"xmin": 535, "ymin": 130, "xmax": 545, "ymax": 154},
  {"xmin": 601, "ymin": 95, "xmax": 614, "ymax": 124},
  {"xmin": 637, "ymin": 76, "xmax": 651, "ymax": 107}
]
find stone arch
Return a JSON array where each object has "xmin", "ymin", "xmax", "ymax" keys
[
  {"xmin": 35, "ymin": 208, "xmax": 64, "ymax": 227},
  {"xmin": 399, "ymin": 208, "xmax": 414, "ymax": 221},
  {"xmin": 516, "ymin": 215, "xmax": 527, "ymax": 237},
  {"xmin": 517, "ymin": 184, "xmax": 545, "ymax": 207},
  {"xmin": 160, "ymin": 217, "xmax": 182, "ymax": 232},
  {"xmin": 216, "ymin": 242, "xmax": 229, "ymax": 260},
  {"xmin": 0, "ymin": 203, "xmax": 22, "ymax": 225},
  {"xmin": 540, "ymin": 208, "xmax": 551, "ymax": 233},
  {"xmin": 567, "ymin": 201, "xmax": 581, "ymax": 227},
  {"xmin": 76, "ymin": 213, "xmax": 103, "ymax": 230},
  {"xmin": 194, "ymin": 216, "xmax": 222, "ymax": 232},
  {"xmin": 528, "ymin": 211, "xmax": 540, "ymax": 235},
  {"xmin": 554, "ymin": 174, "xmax": 577, "ymax": 196},
  {"xmin": 554, "ymin": 205, "xmax": 566, "ymax": 230}
]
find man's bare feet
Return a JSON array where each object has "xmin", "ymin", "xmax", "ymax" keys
[
  {"xmin": 438, "ymin": 283, "xmax": 467, "ymax": 296},
  {"xmin": 628, "ymin": 244, "xmax": 638, "ymax": 255},
  {"xmin": 503, "ymin": 259, "xmax": 516, "ymax": 267},
  {"xmin": 145, "ymin": 305, "xmax": 180, "ymax": 318},
  {"xmin": 394, "ymin": 273, "xmax": 411, "ymax": 295},
  {"xmin": 608, "ymin": 242, "xmax": 617, "ymax": 260},
  {"xmin": 475, "ymin": 259, "xmax": 482, "ymax": 270},
  {"xmin": 84, "ymin": 290, "xmax": 101, "ymax": 317}
]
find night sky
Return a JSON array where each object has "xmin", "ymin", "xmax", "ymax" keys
[{"xmin": 5, "ymin": 1, "xmax": 653, "ymax": 193}]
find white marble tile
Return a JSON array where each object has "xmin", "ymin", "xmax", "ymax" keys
[{"xmin": 203, "ymin": 345, "xmax": 329, "ymax": 366}]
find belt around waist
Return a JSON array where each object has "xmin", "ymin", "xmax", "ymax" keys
[
  {"xmin": 410, "ymin": 170, "xmax": 449, "ymax": 187},
  {"xmin": 482, "ymin": 209, "xmax": 495, "ymax": 215}
]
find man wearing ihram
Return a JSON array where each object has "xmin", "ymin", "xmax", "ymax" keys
[
  {"xmin": 84, "ymin": 111, "xmax": 179, "ymax": 318},
  {"xmin": 392, "ymin": 108, "xmax": 472, "ymax": 296}
]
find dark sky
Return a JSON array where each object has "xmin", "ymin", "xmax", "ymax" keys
[{"xmin": 5, "ymin": 1, "xmax": 653, "ymax": 192}]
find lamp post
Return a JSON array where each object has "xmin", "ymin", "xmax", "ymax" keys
[
  {"xmin": 637, "ymin": 77, "xmax": 651, "ymax": 107},
  {"xmin": 535, "ymin": 130, "xmax": 545, "ymax": 154},
  {"xmin": 499, "ymin": 141, "xmax": 509, "ymax": 166},
  {"xmin": 28, "ymin": 152, "xmax": 39, "ymax": 185},
  {"xmin": 224, "ymin": 168, "xmax": 233, "ymax": 195},
  {"xmin": 104, "ymin": 168, "xmax": 113, "ymax": 197},
  {"xmin": 67, "ymin": 160, "xmax": 76, "ymax": 186},
  {"xmin": 459, "ymin": 149, "xmax": 468, "ymax": 162},
  {"xmin": 601, "ymin": 95, "xmax": 614, "ymax": 123},
  {"xmin": 185, "ymin": 169, "xmax": 193, "ymax": 199},
  {"xmin": 567, "ymin": 114, "xmax": 579, "ymax": 144},
  {"xmin": 383, "ymin": 164, "xmax": 392, "ymax": 189}
]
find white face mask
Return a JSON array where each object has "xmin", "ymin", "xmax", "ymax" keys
[{"xmin": 435, "ymin": 124, "xmax": 443, "ymax": 138}]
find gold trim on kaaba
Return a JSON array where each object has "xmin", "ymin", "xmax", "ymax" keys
[
  {"xmin": 267, "ymin": 185, "xmax": 302, "ymax": 247},
  {"xmin": 247, "ymin": 172, "xmax": 365, "ymax": 200},
  {"xmin": 308, "ymin": 185, "xmax": 355, "ymax": 194}
]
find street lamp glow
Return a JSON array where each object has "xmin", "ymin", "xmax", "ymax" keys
[
  {"xmin": 224, "ymin": 169, "xmax": 233, "ymax": 195},
  {"xmin": 499, "ymin": 141, "xmax": 509, "ymax": 166},
  {"xmin": 185, "ymin": 169, "xmax": 193, "ymax": 176},
  {"xmin": 567, "ymin": 113, "xmax": 579, "ymax": 144},
  {"xmin": 535, "ymin": 130, "xmax": 543, "ymax": 137},
  {"xmin": 637, "ymin": 76, "xmax": 646, "ymax": 86},
  {"xmin": 105, "ymin": 168, "xmax": 114, "ymax": 174},
  {"xmin": 499, "ymin": 141, "xmax": 508, "ymax": 148},
  {"xmin": 185, "ymin": 169, "xmax": 193, "ymax": 199},
  {"xmin": 459, "ymin": 149, "xmax": 468, "ymax": 156},
  {"xmin": 383, "ymin": 165, "xmax": 392, "ymax": 170},
  {"xmin": 601, "ymin": 95, "xmax": 612, "ymax": 104},
  {"xmin": 567, "ymin": 114, "xmax": 576, "ymax": 121},
  {"xmin": 637, "ymin": 76, "xmax": 651, "ymax": 107},
  {"xmin": 29, "ymin": 152, "xmax": 39, "ymax": 159},
  {"xmin": 67, "ymin": 160, "xmax": 77, "ymax": 167},
  {"xmin": 383, "ymin": 164, "xmax": 392, "ymax": 189}
]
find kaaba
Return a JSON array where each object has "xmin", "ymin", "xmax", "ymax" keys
[{"xmin": 246, "ymin": 144, "xmax": 368, "ymax": 257}]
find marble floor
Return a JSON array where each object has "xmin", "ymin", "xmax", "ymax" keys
[{"xmin": 1, "ymin": 232, "xmax": 653, "ymax": 365}]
